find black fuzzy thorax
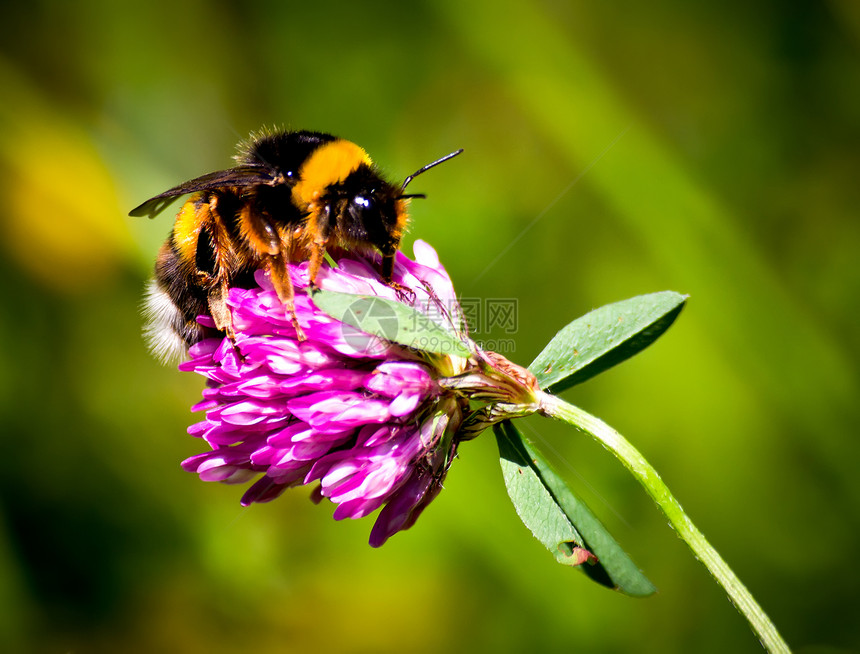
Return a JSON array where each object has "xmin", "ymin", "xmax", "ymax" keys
[{"xmin": 237, "ymin": 130, "xmax": 337, "ymax": 178}]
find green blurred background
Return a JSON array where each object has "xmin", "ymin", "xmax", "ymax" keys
[{"xmin": 1, "ymin": 1, "xmax": 858, "ymax": 652}]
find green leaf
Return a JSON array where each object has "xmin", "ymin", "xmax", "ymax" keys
[
  {"xmin": 529, "ymin": 291, "xmax": 686, "ymax": 393},
  {"xmin": 495, "ymin": 420, "xmax": 656, "ymax": 596},
  {"xmin": 311, "ymin": 289, "xmax": 472, "ymax": 358}
]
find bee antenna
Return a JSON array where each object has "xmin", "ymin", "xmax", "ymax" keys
[
  {"xmin": 398, "ymin": 193, "xmax": 427, "ymax": 200},
  {"xmin": 401, "ymin": 148, "xmax": 464, "ymax": 190}
]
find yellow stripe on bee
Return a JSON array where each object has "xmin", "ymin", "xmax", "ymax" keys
[
  {"xmin": 292, "ymin": 140, "xmax": 372, "ymax": 209},
  {"xmin": 173, "ymin": 196, "xmax": 203, "ymax": 264}
]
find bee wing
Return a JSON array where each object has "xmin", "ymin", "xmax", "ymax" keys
[{"xmin": 129, "ymin": 165, "xmax": 283, "ymax": 218}]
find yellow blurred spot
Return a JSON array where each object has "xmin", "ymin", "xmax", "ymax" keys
[{"xmin": 0, "ymin": 58, "xmax": 131, "ymax": 292}]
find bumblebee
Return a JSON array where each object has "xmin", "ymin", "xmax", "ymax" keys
[{"xmin": 131, "ymin": 129, "xmax": 462, "ymax": 363}]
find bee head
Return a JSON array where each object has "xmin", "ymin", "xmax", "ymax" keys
[
  {"xmin": 295, "ymin": 140, "xmax": 463, "ymax": 256},
  {"xmin": 323, "ymin": 169, "xmax": 408, "ymax": 253},
  {"xmin": 338, "ymin": 146, "xmax": 464, "ymax": 254}
]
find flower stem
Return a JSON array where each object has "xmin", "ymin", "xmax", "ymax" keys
[{"xmin": 538, "ymin": 392, "xmax": 790, "ymax": 654}]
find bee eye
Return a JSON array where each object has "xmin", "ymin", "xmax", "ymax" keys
[{"xmin": 354, "ymin": 195, "xmax": 373, "ymax": 210}]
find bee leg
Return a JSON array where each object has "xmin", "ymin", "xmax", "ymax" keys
[
  {"xmin": 267, "ymin": 254, "xmax": 306, "ymax": 341},
  {"xmin": 381, "ymin": 250, "xmax": 415, "ymax": 303},
  {"xmin": 389, "ymin": 281, "xmax": 416, "ymax": 304},
  {"xmin": 207, "ymin": 281, "xmax": 236, "ymax": 342},
  {"xmin": 381, "ymin": 250, "xmax": 396, "ymax": 281},
  {"xmin": 306, "ymin": 238, "xmax": 328, "ymax": 292}
]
